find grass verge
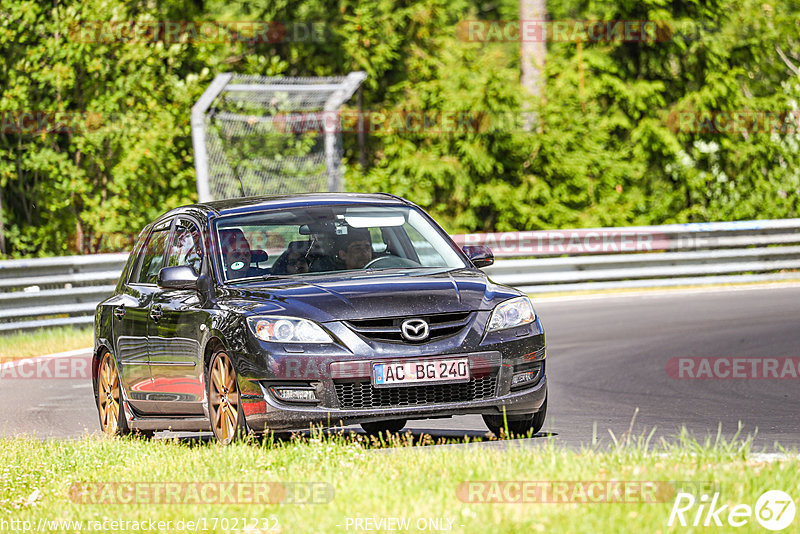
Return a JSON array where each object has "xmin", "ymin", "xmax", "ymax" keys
[
  {"xmin": 1, "ymin": 429, "xmax": 797, "ymax": 533},
  {"xmin": 0, "ymin": 326, "xmax": 92, "ymax": 362}
]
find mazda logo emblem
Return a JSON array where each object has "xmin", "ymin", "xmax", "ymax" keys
[{"xmin": 401, "ymin": 318, "xmax": 429, "ymax": 341}]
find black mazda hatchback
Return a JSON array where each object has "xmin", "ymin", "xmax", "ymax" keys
[{"xmin": 93, "ymin": 193, "xmax": 547, "ymax": 444}]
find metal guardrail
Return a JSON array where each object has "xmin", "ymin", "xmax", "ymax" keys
[
  {"xmin": 0, "ymin": 253, "xmax": 127, "ymax": 332},
  {"xmin": 468, "ymin": 219, "xmax": 800, "ymax": 292},
  {"xmin": 1, "ymin": 219, "xmax": 799, "ymax": 332}
]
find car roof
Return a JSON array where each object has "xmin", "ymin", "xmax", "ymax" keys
[{"xmin": 178, "ymin": 192, "xmax": 412, "ymax": 218}]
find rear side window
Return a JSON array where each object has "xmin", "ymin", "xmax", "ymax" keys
[{"xmin": 134, "ymin": 223, "xmax": 172, "ymax": 284}]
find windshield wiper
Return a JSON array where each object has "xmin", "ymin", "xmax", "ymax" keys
[
  {"xmin": 226, "ymin": 274, "xmax": 292, "ymax": 284},
  {"xmin": 260, "ymin": 274, "xmax": 293, "ymax": 281}
]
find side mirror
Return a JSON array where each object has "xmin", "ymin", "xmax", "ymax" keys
[
  {"xmin": 158, "ymin": 266, "xmax": 200, "ymax": 290},
  {"xmin": 462, "ymin": 245, "xmax": 494, "ymax": 268}
]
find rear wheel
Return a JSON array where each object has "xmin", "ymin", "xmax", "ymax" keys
[
  {"xmin": 97, "ymin": 351, "xmax": 129, "ymax": 436},
  {"xmin": 361, "ymin": 419, "xmax": 407, "ymax": 436},
  {"xmin": 484, "ymin": 397, "xmax": 547, "ymax": 438},
  {"xmin": 207, "ymin": 350, "xmax": 248, "ymax": 444}
]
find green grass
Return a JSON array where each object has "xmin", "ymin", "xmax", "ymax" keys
[
  {"xmin": 0, "ymin": 326, "xmax": 92, "ymax": 361},
  {"xmin": 1, "ymin": 429, "xmax": 797, "ymax": 533}
]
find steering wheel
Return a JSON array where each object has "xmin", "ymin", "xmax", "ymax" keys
[{"xmin": 363, "ymin": 255, "xmax": 419, "ymax": 269}]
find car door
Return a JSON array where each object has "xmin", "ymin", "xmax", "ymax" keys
[
  {"xmin": 148, "ymin": 217, "xmax": 207, "ymax": 415},
  {"xmin": 113, "ymin": 219, "xmax": 173, "ymax": 415}
]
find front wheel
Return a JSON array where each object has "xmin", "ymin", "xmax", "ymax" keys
[
  {"xmin": 483, "ymin": 397, "xmax": 547, "ymax": 438},
  {"xmin": 207, "ymin": 350, "xmax": 249, "ymax": 445}
]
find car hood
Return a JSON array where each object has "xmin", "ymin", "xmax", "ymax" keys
[{"xmin": 217, "ymin": 268, "xmax": 520, "ymax": 322}]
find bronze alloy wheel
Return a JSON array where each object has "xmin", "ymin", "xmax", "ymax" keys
[
  {"xmin": 208, "ymin": 350, "xmax": 246, "ymax": 444},
  {"xmin": 97, "ymin": 351, "xmax": 123, "ymax": 435}
]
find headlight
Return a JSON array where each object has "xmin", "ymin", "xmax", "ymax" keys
[
  {"xmin": 247, "ymin": 316, "xmax": 333, "ymax": 343},
  {"xmin": 487, "ymin": 296, "xmax": 536, "ymax": 332}
]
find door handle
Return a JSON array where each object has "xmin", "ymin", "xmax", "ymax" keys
[
  {"xmin": 149, "ymin": 306, "xmax": 163, "ymax": 321},
  {"xmin": 113, "ymin": 305, "xmax": 126, "ymax": 319}
]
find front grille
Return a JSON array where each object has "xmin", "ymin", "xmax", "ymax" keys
[
  {"xmin": 334, "ymin": 373, "xmax": 498, "ymax": 410},
  {"xmin": 345, "ymin": 311, "xmax": 473, "ymax": 343}
]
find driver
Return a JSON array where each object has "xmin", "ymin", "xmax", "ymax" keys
[
  {"xmin": 219, "ymin": 228, "xmax": 251, "ymax": 279},
  {"xmin": 337, "ymin": 228, "xmax": 373, "ymax": 270}
]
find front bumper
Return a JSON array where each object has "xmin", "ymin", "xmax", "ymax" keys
[
  {"xmin": 234, "ymin": 315, "xmax": 547, "ymax": 432},
  {"xmin": 243, "ymin": 373, "xmax": 547, "ymax": 432}
]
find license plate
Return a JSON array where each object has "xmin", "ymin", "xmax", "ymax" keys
[{"xmin": 372, "ymin": 358, "xmax": 470, "ymax": 387}]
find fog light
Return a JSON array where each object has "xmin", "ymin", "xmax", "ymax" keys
[
  {"xmin": 511, "ymin": 369, "xmax": 540, "ymax": 388},
  {"xmin": 271, "ymin": 387, "xmax": 317, "ymax": 403}
]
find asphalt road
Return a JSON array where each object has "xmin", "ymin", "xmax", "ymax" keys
[{"xmin": 2, "ymin": 284, "xmax": 799, "ymax": 450}]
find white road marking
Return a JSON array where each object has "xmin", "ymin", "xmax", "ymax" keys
[
  {"xmin": 747, "ymin": 452, "xmax": 800, "ymax": 462},
  {"xmin": 533, "ymin": 282, "xmax": 800, "ymax": 303}
]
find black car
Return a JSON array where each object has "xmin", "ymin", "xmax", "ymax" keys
[{"xmin": 93, "ymin": 193, "xmax": 547, "ymax": 444}]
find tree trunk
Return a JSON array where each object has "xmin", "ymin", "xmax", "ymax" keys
[{"xmin": 520, "ymin": 0, "xmax": 547, "ymax": 98}]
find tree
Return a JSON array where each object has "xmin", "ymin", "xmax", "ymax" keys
[
  {"xmin": 0, "ymin": 0, "xmax": 798, "ymax": 257},
  {"xmin": 519, "ymin": 0, "xmax": 547, "ymax": 98}
]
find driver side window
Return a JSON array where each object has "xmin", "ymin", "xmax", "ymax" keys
[
  {"xmin": 134, "ymin": 221, "xmax": 172, "ymax": 285},
  {"xmin": 168, "ymin": 220, "xmax": 204, "ymax": 275}
]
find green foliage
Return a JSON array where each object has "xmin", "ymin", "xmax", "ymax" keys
[
  {"xmin": 0, "ymin": 0, "xmax": 799, "ymax": 256},
  {"xmin": 540, "ymin": 0, "xmax": 800, "ymax": 225},
  {"xmin": 353, "ymin": 0, "xmax": 800, "ymax": 231}
]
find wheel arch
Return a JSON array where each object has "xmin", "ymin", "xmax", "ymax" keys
[
  {"xmin": 92, "ymin": 343, "xmax": 114, "ymax": 398},
  {"xmin": 203, "ymin": 335, "xmax": 227, "ymax": 368}
]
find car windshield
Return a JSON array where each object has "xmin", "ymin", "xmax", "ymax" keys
[{"xmin": 213, "ymin": 205, "xmax": 467, "ymax": 283}]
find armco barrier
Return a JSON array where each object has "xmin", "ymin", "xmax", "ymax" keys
[
  {"xmin": 1, "ymin": 219, "xmax": 799, "ymax": 332},
  {"xmin": 452, "ymin": 219, "xmax": 800, "ymax": 293},
  {"xmin": 0, "ymin": 253, "xmax": 128, "ymax": 332}
]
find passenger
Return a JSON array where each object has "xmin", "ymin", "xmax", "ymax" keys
[
  {"xmin": 285, "ymin": 248, "xmax": 309, "ymax": 274},
  {"xmin": 272, "ymin": 241, "xmax": 310, "ymax": 275}
]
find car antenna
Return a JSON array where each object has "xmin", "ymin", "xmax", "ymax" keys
[{"xmin": 232, "ymin": 165, "xmax": 246, "ymax": 197}]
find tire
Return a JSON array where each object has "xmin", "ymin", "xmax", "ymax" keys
[
  {"xmin": 207, "ymin": 349, "xmax": 249, "ymax": 444},
  {"xmin": 483, "ymin": 397, "xmax": 547, "ymax": 437},
  {"xmin": 96, "ymin": 351, "xmax": 130, "ymax": 436},
  {"xmin": 361, "ymin": 419, "xmax": 407, "ymax": 436}
]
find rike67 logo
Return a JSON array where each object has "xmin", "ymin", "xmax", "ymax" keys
[{"xmin": 668, "ymin": 490, "xmax": 796, "ymax": 531}]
